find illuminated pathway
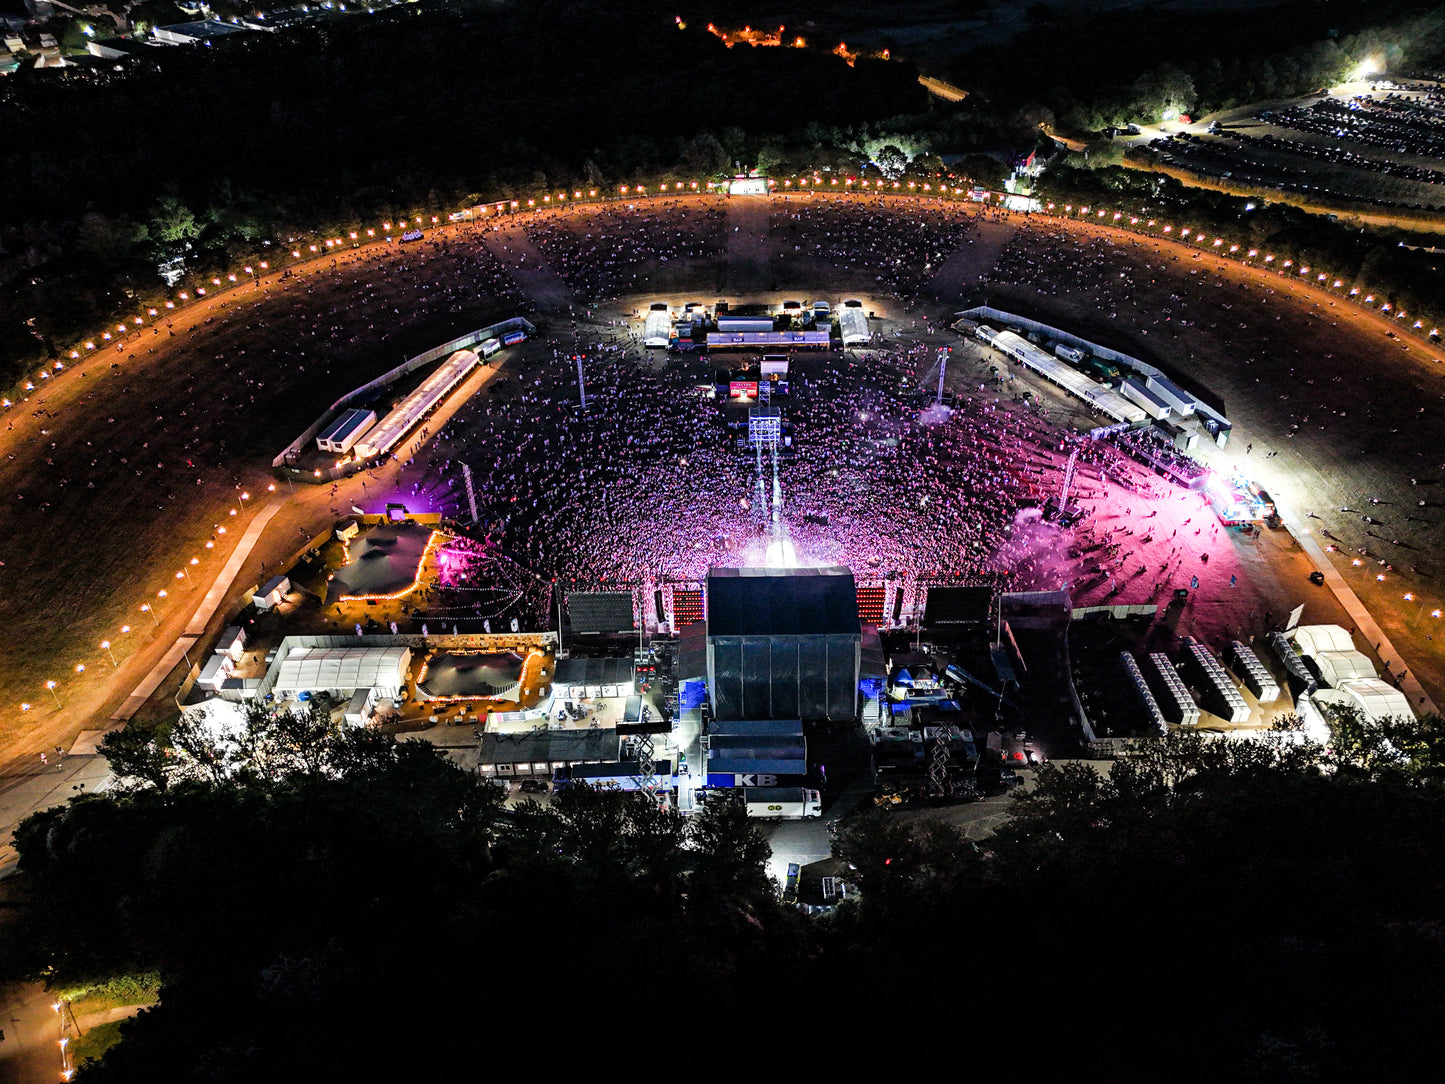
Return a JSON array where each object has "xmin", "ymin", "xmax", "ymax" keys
[
  {"xmin": 110, "ymin": 494, "xmax": 289, "ymax": 723},
  {"xmin": 1279, "ymin": 502, "xmax": 1439, "ymax": 715},
  {"xmin": 765, "ymin": 444, "xmax": 798, "ymax": 568}
]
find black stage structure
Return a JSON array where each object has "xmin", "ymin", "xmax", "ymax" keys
[{"xmin": 704, "ymin": 566, "xmax": 861, "ymax": 722}]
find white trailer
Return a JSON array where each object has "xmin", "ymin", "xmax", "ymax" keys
[
  {"xmin": 1053, "ymin": 343, "xmax": 1086, "ymax": 364},
  {"xmin": 743, "ymin": 786, "xmax": 822, "ymax": 820},
  {"xmin": 316, "ymin": 408, "xmax": 378, "ymax": 454},
  {"xmin": 478, "ymin": 337, "xmax": 501, "ymax": 359},
  {"xmin": 343, "ymin": 688, "xmax": 374, "ymax": 727},
  {"xmin": 1121, "ymin": 378, "xmax": 1173, "ymax": 421}
]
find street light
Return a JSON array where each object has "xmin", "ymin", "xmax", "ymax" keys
[
  {"xmin": 101, "ymin": 640, "xmax": 117, "ymax": 667},
  {"xmin": 46, "ymin": 680, "xmax": 60, "ymax": 707},
  {"xmin": 141, "ymin": 603, "xmax": 158, "ymax": 627}
]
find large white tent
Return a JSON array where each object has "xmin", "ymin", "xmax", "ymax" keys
[
  {"xmin": 1289, "ymin": 624, "xmax": 1358, "ymax": 656},
  {"xmin": 272, "ymin": 645, "xmax": 411, "ymax": 700},
  {"xmin": 839, "ymin": 306, "xmax": 870, "ymax": 346},
  {"xmin": 1324, "ymin": 678, "xmax": 1416, "ymax": 721},
  {"xmin": 1313, "ymin": 651, "xmax": 1378, "ymax": 688},
  {"xmin": 1288, "ymin": 624, "xmax": 1378, "ymax": 688},
  {"xmin": 355, "ymin": 349, "xmax": 478, "ymax": 459},
  {"xmin": 643, "ymin": 307, "xmax": 673, "ymax": 348},
  {"xmin": 1299, "ymin": 677, "xmax": 1415, "ymax": 746},
  {"xmin": 979, "ymin": 328, "xmax": 1145, "ymax": 424}
]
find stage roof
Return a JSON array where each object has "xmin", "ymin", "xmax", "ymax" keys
[
  {"xmin": 480, "ymin": 729, "xmax": 619, "ymax": 766},
  {"xmin": 418, "ymin": 652, "xmax": 524, "ymax": 699},
  {"xmin": 706, "ymin": 566, "xmax": 858, "ymax": 637},
  {"xmin": 553, "ymin": 657, "xmax": 634, "ymax": 688},
  {"xmin": 330, "ymin": 522, "xmax": 434, "ymax": 598}
]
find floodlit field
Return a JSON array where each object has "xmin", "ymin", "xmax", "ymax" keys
[{"xmin": 3, "ymin": 192, "xmax": 1445, "ymax": 769}]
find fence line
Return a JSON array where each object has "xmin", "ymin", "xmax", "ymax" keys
[{"xmin": 273, "ymin": 316, "xmax": 536, "ymax": 472}]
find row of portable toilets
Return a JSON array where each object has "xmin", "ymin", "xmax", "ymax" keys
[{"xmin": 1122, "ymin": 638, "xmax": 1281, "ymax": 731}]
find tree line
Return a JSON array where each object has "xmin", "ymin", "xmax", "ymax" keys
[{"xmin": 3, "ymin": 702, "xmax": 1444, "ymax": 1079}]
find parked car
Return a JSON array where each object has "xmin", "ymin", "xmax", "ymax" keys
[{"xmin": 519, "ymin": 778, "xmax": 550, "ymax": 795}]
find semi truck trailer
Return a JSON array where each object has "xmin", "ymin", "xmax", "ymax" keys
[{"xmin": 743, "ymin": 787, "xmax": 822, "ymax": 820}]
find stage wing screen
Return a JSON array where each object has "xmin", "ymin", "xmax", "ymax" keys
[
  {"xmin": 567, "ymin": 591, "xmax": 635, "ymax": 633},
  {"xmin": 923, "ymin": 586, "xmax": 992, "ymax": 627}
]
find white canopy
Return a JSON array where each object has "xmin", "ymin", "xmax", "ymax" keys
[
  {"xmin": 839, "ymin": 306, "xmax": 869, "ymax": 345},
  {"xmin": 273, "ymin": 645, "xmax": 411, "ymax": 698},
  {"xmin": 1290, "ymin": 624, "xmax": 1358, "ymax": 657},
  {"xmin": 1328, "ymin": 678, "xmax": 1415, "ymax": 721},
  {"xmin": 1313, "ymin": 650, "xmax": 1377, "ymax": 688}
]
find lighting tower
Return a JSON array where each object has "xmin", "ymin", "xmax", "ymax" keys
[
  {"xmin": 928, "ymin": 720, "xmax": 955, "ymax": 796},
  {"xmin": 1058, "ymin": 444, "xmax": 1079, "ymax": 509},
  {"xmin": 462, "ymin": 462, "xmax": 480, "ymax": 525}
]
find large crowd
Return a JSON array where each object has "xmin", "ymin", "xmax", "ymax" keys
[
  {"xmin": 524, "ymin": 201, "xmax": 727, "ymax": 300},
  {"xmin": 380, "ymin": 326, "xmax": 1113, "ymax": 625},
  {"xmin": 769, "ymin": 197, "xmax": 980, "ymax": 297}
]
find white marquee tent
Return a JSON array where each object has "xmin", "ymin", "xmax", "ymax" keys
[{"xmin": 272, "ymin": 645, "xmax": 412, "ymax": 700}]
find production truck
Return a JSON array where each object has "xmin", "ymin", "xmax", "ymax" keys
[{"xmin": 743, "ymin": 787, "xmax": 822, "ymax": 820}]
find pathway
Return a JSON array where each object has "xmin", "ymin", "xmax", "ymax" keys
[
  {"xmin": 0, "ymin": 981, "xmax": 58, "ymax": 1084},
  {"xmin": 108, "ymin": 494, "xmax": 289, "ymax": 723},
  {"xmin": 725, "ymin": 196, "xmax": 774, "ymax": 294},
  {"xmin": 480, "ymin": 225, "xmax": 575, "ymax": 314},
  {"xmin": 930, "ymin": 217, "xmax": 1016, "ymax": 301},
  {"xmin": 1280, "ymin": 503, "xmax": 1438, "ymax": 715}
]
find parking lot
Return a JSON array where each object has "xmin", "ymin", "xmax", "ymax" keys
[{"xmin": 1129, "ymin": 78, "xmax": 1445, "ymax": 213}]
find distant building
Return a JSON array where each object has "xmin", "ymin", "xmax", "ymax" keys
[
  {"xmin": 152, "ymin": 20, "xmax": 249, "ymax": 46},
  {"xmin": 87, "ymin": 37, "xmax": 152, "ymax": 61}
]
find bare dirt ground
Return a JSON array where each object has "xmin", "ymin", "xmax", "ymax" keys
[
  {"xmin": 2, "ymin": 192, "xmax": 1444, "ymax": 786},
  {"xmin": 726, "ymin": 196, "xmax": 775, "ymax": 294}
]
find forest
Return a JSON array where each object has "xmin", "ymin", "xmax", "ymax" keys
[{"xmin": 3, "ymin": 708, "xmax": 1444, "ymax": 1080}]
